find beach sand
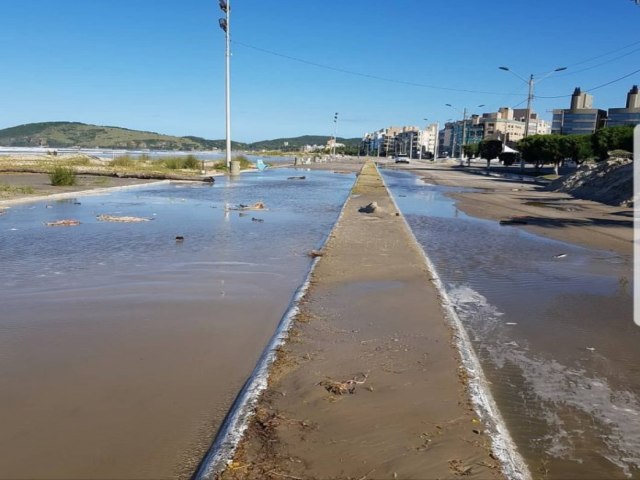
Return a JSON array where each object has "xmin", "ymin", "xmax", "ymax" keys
[
  {"xmin": 411, "ymin": 164, "xmax": 632, "ymax": 257},
  {"xmin": 216, "ymin": 162, "xmax": 504, "ymax": 480}
]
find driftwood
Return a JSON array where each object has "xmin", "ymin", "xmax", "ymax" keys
[
  {"xmin": 225, "ymin": 201, "xmax": 266, "ymax": 211},
  {"xmin": 45, "ymin": 219, "xmax": 81, "ymax": 227},
  {"xmin": 319, "ymin": 373, "xmax": 368, "ymax": 395},
  {"xmin": 96, "ymin": 214, "xmax": 152, "ymax": 223}
]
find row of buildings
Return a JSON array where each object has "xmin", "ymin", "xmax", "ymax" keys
[{"xmin": 361, "ymin": 85, "xmax": 640, "ymax": 158}]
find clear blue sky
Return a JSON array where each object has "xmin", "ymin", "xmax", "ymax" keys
[{"xmin": 1, "ymin": 0, "xmax": 638, "ymax": 142}]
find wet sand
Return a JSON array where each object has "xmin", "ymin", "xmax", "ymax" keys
[
  {"xmin": 216, "ymin": 162, "xmax": 507, "ymax": 480},
  {"xmin": 409, "ymin": 164, "xmax": 632, "ymax": 257}
]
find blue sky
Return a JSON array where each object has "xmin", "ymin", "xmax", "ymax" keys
[{"xmin": 0, "ymin": 0, "xmax": 638, "ymax": 142}]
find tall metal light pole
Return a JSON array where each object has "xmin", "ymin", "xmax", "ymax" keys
[
  {"xmin": 219, "ymin": 0, "xmax": 231, "ymax": 170},
  {"xmin": 499, "ymin": 66, "xmax": 566, "ymax": 171},
  {"xmin": 331, "ymin": 112, "xmax": 339, "ymax": 159}
]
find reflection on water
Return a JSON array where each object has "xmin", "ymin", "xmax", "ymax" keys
[
  {"xmin": 0, "ymin": 168, "xmax": 355, "ymax": 479},
  {"xmin": 383, "ymin": 170, "xmax": 639, "ymax": 479}
]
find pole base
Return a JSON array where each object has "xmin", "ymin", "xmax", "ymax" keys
[{"xmin": 229, "ymin": 160, "xmax": 241, "ymax": 176}]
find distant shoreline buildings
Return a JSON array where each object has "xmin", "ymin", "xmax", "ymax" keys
[{"xmin": 361, "ymin": 85, "xmax": 640, "ymax": 157}]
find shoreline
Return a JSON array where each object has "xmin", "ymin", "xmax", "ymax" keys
[{"xmin": 212, "ymin": 162, "xmax": 515, "ymax": 480}]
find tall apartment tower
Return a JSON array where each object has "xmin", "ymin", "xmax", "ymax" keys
[
  {"xmin": 608, "ymin": 85, "xmax": 640, "ymax": 126},
  {"xmin": 552, "ymin": 87, "xmax": 606, "ymax": 134},
  {"xmin": 570, "ymin": 87, "xmax": 593, "ymax": 109},
  {"xmin": 626, "ymin": 85, "xmax": 639, "ymax": 108}
]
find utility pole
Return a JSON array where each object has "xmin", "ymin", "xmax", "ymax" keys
[
  {"xmin": 331, "ymin": 112, "xmax": 338, "ymax": 159},
  {"xmin": 524, "ymin": 74, "xmax": 534, "ymax": 138},
  {"xmin": 460, "ymin": 107, "xmax": 468, "ymax": 163},
  {"xmin": 219, "ymin": 0, "xmax": 231, "ymax": 170}
]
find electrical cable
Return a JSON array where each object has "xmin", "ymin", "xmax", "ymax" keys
[
  {"xmin": 537, "ymin": 67, "xmax": 640, "ymax": 98},
  {"xmin": 233, "ymin": 40, "xmax": 523, "ymax": 97}
]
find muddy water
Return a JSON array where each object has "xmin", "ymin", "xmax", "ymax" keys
[
  {"xmin": 382, "ymin": 170, "xmax": 639, "ymax": 479},
  {"xmin": 0, "ymin": 168, "xmax": 355, "ymax": 479}
]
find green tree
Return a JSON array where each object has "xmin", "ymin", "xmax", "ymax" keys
[
  {"xmin": 518, "ymin": 134, "xmax": 563, "ymax": 171},
  {"xmin": 559, "ymin": 135, "xmax": 592, "ymax": 165},
  {"xmin": 478, "ymin": 140, "xmax": 503, "ymax": 170},
  {"xmin": 591, "ymin": 125, "xmax": 634, "ymax": 160},
  {"xmin": 462, "ymin": 143, "xmax": 479, "ymax": 159}
]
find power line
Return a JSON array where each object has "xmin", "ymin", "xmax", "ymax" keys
[
  {"xmin": 537, "ymin": 67, "xmax": 640, "ymax": 99},
  {"xmin": 234, "ymin": 40, "xmax": 640, "ymax": 103},
  {"xmin": 557, "ymin": 46, "xmax": 640, "ymax": 77},
  {"xmin": 233, "ymin": 40, "xmax": 523, "ymax": 97},
  {"xmin": 565, "ymin": 38, "xmax": 640, "ymax": 68}
]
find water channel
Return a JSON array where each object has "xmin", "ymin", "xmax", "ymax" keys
[
  {"xmin": 382, "ymin": 169, "xmax": 638, "ymax": 479},
  {"xmin": 0, "ymin": 167, "xmax": 355, "ymax": 479}
]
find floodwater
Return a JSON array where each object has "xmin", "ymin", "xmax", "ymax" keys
[
  {"xmin": 0, "ymin": 168, "xmax": 355, "ymax": 479},
  {"xmin": 383, "ymin": 170, "xmax": 639, "ymax": 479}
]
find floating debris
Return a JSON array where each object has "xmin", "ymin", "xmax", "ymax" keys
[
  {"xmin": 96, "ymin": 214, "xmax": 152, "ymax": 223},
  {"xmin": 586, "ymin": 347, "xmax": 596, "ymax": 352},
  {"xmin": 505, "ymin": 322, "xmax": 518, "ymax": 325},
  {"xmin": 287, "ymin": 175, "xmax": 306, "ymax": 180},
  {"xmin": 358, "ymin": 202, "xmax": 378, "ymax": 214},
  {"xmin": 175, "ymin": 235, "xmax": 185, "ymax": 242},
  {"xmin": 45, "ymin": 219, "xmax": 81, "ymax": 227},
  {"xmin": 251, "ymin": 217, "xmax": 264, "ymax": 223},
  {"xmin": 224, "ymin": 201, "xmax": 266, "ymax": 211},
  {"xmin": 308, "ymin": 249, "xmax": 324, "ymax": 258},
  {"xmin": 319, "ymin": 373, "xmax": 368, "ymax": 395},
  {"xmin": 554, "ymin": 253, "xmax": 568, "ymax": 258}
]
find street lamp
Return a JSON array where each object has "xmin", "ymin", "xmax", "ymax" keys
[
  {"xmin": 219, "ymin": 0, "xmax": 232, "ymax": 171},
  {"xmin": 446, "ymin": 103, "xmax": 484, "ymax": 165},
  {"xmin": 331, "ymin": 112, "xmax": 339, "ymax": 159},
  {"xmin": 499, "ymin": 65, "xmax": 566, "ymax": 171}
]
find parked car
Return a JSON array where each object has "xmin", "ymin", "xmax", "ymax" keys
[{"xmin": 394, "ymin": 154, "xmax": 410, "ymax": 164}]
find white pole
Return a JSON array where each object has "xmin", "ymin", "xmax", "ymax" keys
[{"xmin": 225, "ymin": 0, "xmax": 231, "ymax": 170}]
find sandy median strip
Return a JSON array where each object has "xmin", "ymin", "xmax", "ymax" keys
[{"xmin": 209, "ymin": 161, "xmax": 514, "ymax": 480}]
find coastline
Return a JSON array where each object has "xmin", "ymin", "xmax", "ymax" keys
[{"xmin": 213, "ymin": 162, "xmax": 513, "ymax": 480}]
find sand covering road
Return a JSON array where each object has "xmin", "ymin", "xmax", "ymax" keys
[{"xmin": 215, "ymin": 162, "xmax": 507, "ymax": 480}]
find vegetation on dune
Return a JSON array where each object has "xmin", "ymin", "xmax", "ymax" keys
[
  {"xmin": 49, "ymin": 165, "xmax": 77, "ymax": 186},
  {"xmin": 161, "ymin": 154, "xmax": 201, "ymax": 170},
  {"xmin": 0, "ymin": 183, "xmax": 35, "ymax": 197},
  {"xmin": 213, "ymin": 154, "xmax": 254, "ymax": 171}
]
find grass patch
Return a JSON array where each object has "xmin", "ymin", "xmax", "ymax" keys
[
  {"xmin": 109, "ymin": 155, "xmax": 138, "ymax": 168},
  {"xmin": 161, "ymin": 154, "xmax": 202, "ymax": 170},
  {"xmin": 0, "ymin": 183, "xmax": 35, "ymax": 197},
  {"xmin": 61, "ymin": 155, "xmax": 92, "ymax": 166},
  {"xmin": 49, "ymin": 165, "xmax": 77, "ymax": 186},
  {"xmin": 213, "ymin": 154, "xmax": 254, "ymax": 171}
]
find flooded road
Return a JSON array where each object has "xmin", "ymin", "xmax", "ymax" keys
[
  {"xmin": 383, "ymin": 170, "xmax": 639, "ymax": 479},
  {"xmin": 0, "ymin": 168, "xmax": 355, "ymax": 479}
]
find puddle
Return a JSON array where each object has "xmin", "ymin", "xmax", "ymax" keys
[{"xmin": 382, "ymin": 169, "xmax": 638, "ymax": 479}]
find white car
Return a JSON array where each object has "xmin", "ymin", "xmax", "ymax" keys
[{"xmin": 394, "ymin": 155, "xmax": 410, "ymax": 164}]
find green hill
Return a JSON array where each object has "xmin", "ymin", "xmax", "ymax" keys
[
  {"xmin": 0, "ymin": 122, "xmax": 359, "ymax": 152},
  {"xmin": 250, "ymin": 135, "xmax": 361, "ymax": 151}
]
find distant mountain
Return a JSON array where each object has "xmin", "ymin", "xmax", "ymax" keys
[{"xmin": 0, "ymin": 122, "xmax": 359, "ymax": 152}]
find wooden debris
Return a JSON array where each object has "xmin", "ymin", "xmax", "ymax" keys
[
  {"xmin": 225, "ymin": 201, "xmax": 267, "ymax": 211},
  {"xmin": 308, "ymin": 250, "xmax": 324, "ymax": 258},
  {"xmin": 319, "ymin": 373, "xmax": 368, "ymax": 395},
  {"xmin": 45, "ymin": 219, "xmax": 81, "ymax": 227},
  {"xmin": 96, "ymin": 214, "xmax": 152, "ymax": 223}
]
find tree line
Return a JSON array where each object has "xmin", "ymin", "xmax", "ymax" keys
[{"xmin": 463, "ymin": 125, "xmax": 634, "ymax": 173}]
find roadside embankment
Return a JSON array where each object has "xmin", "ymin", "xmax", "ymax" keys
[{"xmin": 212, "ymin": 162, "xmax": 513, "ymax": 480}]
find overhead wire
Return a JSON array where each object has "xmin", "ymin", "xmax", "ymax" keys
[
  {"xmin": 233, "ymin": 40, "xmax": 523, "ymax": 97},
  {"xmin": 234, "ymin": 40, "xmax": 640, "ymax": 103}
]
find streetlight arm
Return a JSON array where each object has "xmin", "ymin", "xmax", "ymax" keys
[
  {"xmin": 535, "ymin": 66, "xmax": 568, "ymax": 85},
  {"xmin": 498, "ymin": 66, "xmax": 529, "ymax": 84}
]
